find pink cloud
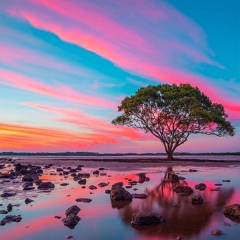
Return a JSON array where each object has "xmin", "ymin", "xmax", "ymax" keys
[{"xmin": 0, "ymin": 69, "xmax": 117, "ymax": 109}]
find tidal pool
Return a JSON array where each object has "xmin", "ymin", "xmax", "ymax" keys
[{"xmin": 0, "ymin": 163, "xmax": 240, "ymax": 240}]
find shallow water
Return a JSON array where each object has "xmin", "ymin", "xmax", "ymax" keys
[{"xmin": 0, "ymin": 163, "xmax": 240, "ymax": 240}]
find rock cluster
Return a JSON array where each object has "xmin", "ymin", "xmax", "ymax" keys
[
  {"xmin": 62, "ymin": 205, "xmax": 81, "ymax": 228},
  {"xmin": 223, "ymin": 204, "xmax": 240, "ymax": 219}
]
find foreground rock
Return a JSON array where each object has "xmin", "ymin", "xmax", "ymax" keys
[
  {"xmin": 211, "ymin": 229, "xmax": 224, "ymax": 236},
  {"xmin": 62, "ymin": 213, "xmax": 80, "ymax": 228},
  {"xmin": 195, "ymin": 183, "xmax": 207, "ymax": 191},
  {"xmin": 192, "ymin": 195, "xmax": 204, "ymax": 204},
  {"xmin": 0, "ymin": 215, "xmax": 22, "ymax": 226},
  {"xmin": 131, "ymin": 212, "xmax": 164, "ymax": 225},
  {"xmin": 173, "ymin": 186, "xmax": 193, "ymax": 196},
  {"xmin": 110, "ymin": 182, "xmax": 132, "ymax": 201},
  {"xmin": 223, "ymin": 204, "xmax": 240, "ymax": 219},
  {"xmin": 62, "ymin": 205, "xmax": 81, "ymax": 228}
]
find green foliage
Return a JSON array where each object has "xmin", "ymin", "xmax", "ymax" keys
[{"xmin": 112, "ymin": 84, "xmax": 235, "ymax": 159}]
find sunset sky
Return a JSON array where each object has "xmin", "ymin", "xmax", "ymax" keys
[{"xmin": 0, "ymin": 0, "xmax": 239, "ymax": 153}]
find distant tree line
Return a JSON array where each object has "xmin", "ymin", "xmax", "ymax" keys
[{"xmin": 0, "ymin": 151, "xmax": 239, "ymax": 156}]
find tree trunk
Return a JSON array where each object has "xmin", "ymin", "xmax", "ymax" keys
[{"xmin": 166, "ymin": 150, "xmax": 174, "ymax": 160}]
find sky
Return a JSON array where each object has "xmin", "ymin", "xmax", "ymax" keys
[{"xmin": 0, "ymin": 0, "xmax": 239, "ymax": 153}]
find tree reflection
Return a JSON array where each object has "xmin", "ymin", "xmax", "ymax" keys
[{"xmin": 117, "ymin": 166, "xmax": 234, "ymax": 239}]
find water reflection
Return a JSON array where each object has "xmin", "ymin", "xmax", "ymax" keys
[{"xmin": 118, "ymin": 167, "xmax": 235, "ymax": 239}]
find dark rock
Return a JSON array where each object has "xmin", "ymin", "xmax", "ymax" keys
[
  {"xmin": 66, "ymin": 236, "xmax": 73, "ymax": 239},
  {"xmin": 73, "ymin": 176, "xmax": 81, "ymax": 181},
  {"xmin": 211, "ymin": 187, "xmax": 221, "ymax": 191},
  {"xmin": 22, "ymin": 182, "xmax": 35, "ymax": 190},
  {"xmin": 60, "ymin": 183, "xmax": 69, "ymax": 186},
  {"xmin": 173, "ymin": 186, "xmax": 193, "ymax": 196},
  {"xmin": 170, "ymin": 174, "xmax": 179, "ymax": 183},
  {"xmin": 105, "ymin": 189, "xmax": 111, "ymax": 194},
  {"xmin": 78, "ymin": 173, "xmax": 90, "ymax": 178},
  {"xmin": 7, "ymin": 204, "xmax": 12, "ymax": 212},
  {"xmin": 195, "ymin": 183, "xmax": 207, "ymax": 191},
  {"xmin": 38, "ymin": 182, "xmax": 55, "ymax": 190},
  {"xmin": 215, "ymin": 183, "xmax": 223, "ymax": 186},
  {"xmin": 15, "ymin": 163, "xmax": 22, "ymax": 172},
  {"xmin": 211, "ymin": 229, "xmax": 224, "ymax": 236},
  {"xmin": 0, "ymin": 210, "xmax": 8, "ymax": 214},
  {"xmin": 0, "ymin": 215, "xmax": 22, "ymax": 226},
  {"xmin": 54, "ymin": 216, "xmax": 61, "ymax": 219},
  {"xmin": 224, "ymin": 204, "xmax": 240, "ymax": 219},
  {"xmin": 1, "ymin": 191, "xmax": 16, "ymax": 198},
  {"xmin": 76, "ymin": 198, "xmax": 92, "ymax": 203},
  {"xmin": 93, "ymin": 170, "xmax": 99, "ymax": 174},
  {"xmin": 132, "ymin": 193, "xmax": 148, "ymax": 199},
  {"xmin": 176, "ymin": 237, "xmax": 184, "ymax": 240},
  {"xmin": 25, "ymin": 198, "xmax": 34, "ymax": 204},
  {"xmin": 110, "ymin": 182, "xmax": 132, "ymax": 201},
  {"xmin": 145, "ymin": 177, "xmax": 150, "ymax": 181},
  {"xmin": 125, "ymin": 185, "xmax": 132, "ymax": 189},
  {"xmin": 65, "ymin": 205, "xmax": 80, "ymax": 216},
  {"xmin": 138, "ymin": 173, "xmax": 146, "ymax": 183},
  {"xmin": 100, "ymin": 173, "xmax": 107, "ymax": 176},
  {"xmin": 192, "ymin": 195, "xmax": 204, "ymax": 204},
  {"xmin": 98, "ymin": 182, "xmax": 108, "ymax": 188},
  {"xmin": 57, "ymin": 168, "xmax": 63, "ymax": 171},
  {"xmin": 131, "ymin": 212, "xmax": 164, "ymax": 225},
  {"xmin": 78, "ymin": 179, "xmax": 86, "ymax": 185},
  {"xmin": 34, "ymin": 179, "xmax": 42, "ymax": 186},
  {"xmin": 189, "ymin": 169, "xmax": 197, "ymax": 172},
  {"xmin": 62, "ymin": 213, "xmax": 80, "ymax": 227},
  {"xmin": 89, "ymin": 185, "xmax": 97, "ymax": 190},
  {"xmin": 99, "ymin": 168, "xmax": 105, "ymax": 170},
  {"xmin": 69, "ymin": 169, "xmax": 77, "ymax": 173},
  {"xmin": 222, "ymin": 180, "xmax": 230, "ymax": 182},
  {"xmin": 22, "ymin": 174, "xmax": 34, "ymax": 182}
]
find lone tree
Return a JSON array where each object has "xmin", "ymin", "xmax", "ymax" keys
[{"xmin": 112, "ymin": 84, "xmax": 235, "ymax": 160}]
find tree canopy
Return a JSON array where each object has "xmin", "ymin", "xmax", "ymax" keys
[{"xmin": 112, "ymin": 84, "xmax": 235, "ymax": 159}]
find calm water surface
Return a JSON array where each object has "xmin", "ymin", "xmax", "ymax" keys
[{"xmin": 0, "ymin": 163, "xmax": 240, "ymax": 240}]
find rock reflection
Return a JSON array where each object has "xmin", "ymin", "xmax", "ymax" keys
[{"xmin": 118, "ymin": 167, "xmax": 234, "ymax": 239}]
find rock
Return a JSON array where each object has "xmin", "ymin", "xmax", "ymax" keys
[
  {"xmin": 132, "ymin": 194, "xmax": 148, "ymax": 199},
  {"xmin": 195, "ymin": 183, "xmax": 207, "ymax": 191},
  {"xmin": 66, "ymin": 236, "xmax": 73, "ymax": 239},
  {"xmin": 128, "ymin": 180, "xmax": 138, "ymax": 186},
  {"xmin": 78, "ymin": 173, "xmax": 90, "ymax": 178},
  {"xmin": 192, "ymin": 195, "xmax": 204, "ymax": 204},
  {"xmin": 54, "ymin": 216, "xmax": 61, "ymax": 219},
  {"xmin": 131, "ymin": 212, "xmax": 164, "ymax": 225},
  {"xmin": 22, "ymin": 175, "xmax": 34, "ymax": 181},
  {"xmin": 62, "ymin": 213, "xmax": 80, "ymax": 227},
  {"xmin": 57, "ymin": 168, "xmax": 63, "ymax": 171},
  {"xmin": 7, "ymin": 204, "xmax": 12, "ymax": 212},
  {"xmin": 73, "ymin": 176, "xmax": 81, "ymax": 181},
  {"xmin": 214, "ymin": 183, "xmax": 222, "ymax": 186},
  {"xmin": 224, "ymin": 204, "xmax": 240, "ymax": 219},
  {"xmin": 38, "ymin": 182, "xmax": 55, "ymax": 190},
  {"xmin": 99, "ymin": 168, "xmax": 105, "ymax": 170},
  {"xmin": 211, "ymin": 187, "xmax": 221, "ymax": 191},
  {"xmin": 138, "ymin": 173, "xmax": 146, "ymax": 183},
  {"xmin": 173, "ymin": 186, "xmax": 193, "ymax": 196},
  {"xmin": 211, "ymin": 229, "xmax": 224, "ymax": 236},
  {"xmin": 75, "ymin": 198, "xmax": 92, "ymax": 203},
  {"xmin": 0, "ymin": 210, "xmax": 8, "ymax": 214},
  {"xmin": 34, "ymin": 180, "xmax": 42, "ymax": 186},
  {"xmin": 110, "ymin": 182, "xmax": 132, "ymax": 201},
  {"xmin": 1, "ymin": 191, "xmax": 17, "ymax": 198},
  {"xmin": 60, "ymin": 183, "xmax": 69, "ymax": 186},
  {"xmin": 222, "ymin": 180, "xmax": 230, "ymax": 182},
  {"xmin": 176, "ymin": 237, "xmax": 184, "ymax": 240},
  {"xmin": 126, "ymin": 185, "xmax": 132, "ymax": 189},
  {"xmin": 100, "ymin": 173, "xmax": 107, "ymax": 176},
  {"xmin": 15, "ymin": 163, "xmax": 22, "ymax": 172},
  {"xmin": 78, "ymin": 179, "xmax": 86, "ymax": 185},
  {"xmin": 98, "ymin": 182, "xmax": 108, "ymax": 188},
  {"xmin": 25, "ymin": 198, "xmax": 34, "ymax": 204},
  {"xmin": 189, "ymin": 169, "xmax": 197, "ymax": 172},
  {"xmin": 0, "ymin": 215, "xmax": 22, "ymax": 226},
  {"xmin": 93, "ymin": 170, "xmax": 99, "ymax": 174},
  {"xmin": 22, "ymin": 182, "xmax": 35, "ymax": 190},
  {"xmin": 65, "ymin": 205, "xmax": 80, "ymax": 216},
  {"xmin": 105, "ymin": 190, "xmax": 111, "ymax": 194},
  {"xmin": 89, "ymin": 185, "xmax": 97, "ymax": 190}
]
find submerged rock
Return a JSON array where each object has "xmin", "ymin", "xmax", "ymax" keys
[
  {"xmin": 224, "ymin": 204, "xmax": 240, "ymax": 219},
  {"xmin": 195, "ymin": 183, "xmax": 207, "ymax": 191},
  {"xmin": 131, "ymin": 212, "xmax": 164, "ymax": 225},
  {"xmin": 98, "ymin": 182, "xmax": 108, "ymax": 188},
  {"xmin": 75, "ymin": 198, "xmax": 92, "ymax": 203},
  {"xmin": 192, "ymin": 195, "xmax": 204, "ymax": 204},
  {"xmin": 25, "ymin": 198, "xmax": 34, "ymax": 204},
  {"xmin": 89, "ymin": 185, "xmax": 97, "ymax": 190},
  {"xmin": 132, "ymin": 193, "xmax": 148, "ymax": 199},
  {"xmin": 173, "ymin": 186, "xmax": 193, "ymax": 196},
  {"xmin": 0, "ymin": 215, "xmax": 22, "ymax": 226},
  {"xmin": 211, "ymin": 229, "xmax": 224, "ymax": 236},
  {"xmin": 0, "ymin": 210, "xmax": 8, "ymax": 214},
  {"xmin": 110, "ymin": 182, "xmax": 132, "ymax": 201}
]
